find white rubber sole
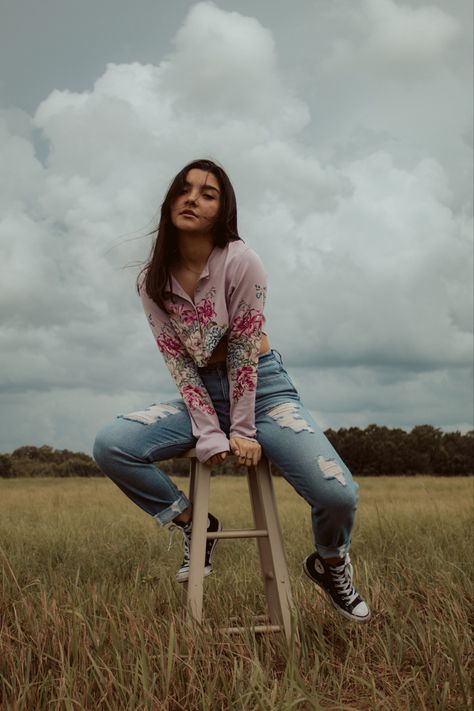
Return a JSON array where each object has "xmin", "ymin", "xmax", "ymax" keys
[
  {"xmin": 176, "ymin": 563, "xmax": 212, "ymax": 584},
  {"xmin": 303, "ymin": 558, "xmax": 372, "ymax": 624}
]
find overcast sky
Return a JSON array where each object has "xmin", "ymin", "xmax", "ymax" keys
[{"xmin": 1, "ymin": 0, "xmax": 472, "ymax": 454}]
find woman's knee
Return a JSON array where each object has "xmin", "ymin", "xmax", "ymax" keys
[
  {"xmin": 321, "ymin": 479, "xmax": 359, "ymax": 519},
  {"xmin": 326, "ymin": 485, "xmax": 358, "ymax": 517},
  {"xmin": 92, "ymin": 419, "xmax": 133, "ymax": 471},
  {"xmin": 93, "ymin": 423, "xmax": 114, "ymax": 469},
  {"xmin": 304, "ymin": 468, "xmax": 358, "ymax": 515}
]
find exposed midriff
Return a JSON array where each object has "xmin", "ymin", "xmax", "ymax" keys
[
  {"xmin": 207, "ymin": 332, "xmax": 270, "ymax": 365},
  {"xmin": 170, "ymin": 264, "xmax": 270, "ymax": 365}
]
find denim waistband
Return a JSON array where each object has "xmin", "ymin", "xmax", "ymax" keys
[{"xmin": 197, "ymin": 348, "xmax": 282, "ymax": 373}]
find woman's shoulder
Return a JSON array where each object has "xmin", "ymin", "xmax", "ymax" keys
[
  {"xmin": 226, "ymin": 239, "xmax": 264, "ymax": 266},
  {"xmin": 136, "ymin": 267, "xmax": 147, "ymax": 294}
]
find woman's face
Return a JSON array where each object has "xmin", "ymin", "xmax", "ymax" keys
[{"xmin": 171, "ymin": 168, "xmax": 221, "ymax": 235}]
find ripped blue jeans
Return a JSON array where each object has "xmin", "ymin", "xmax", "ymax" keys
[{"xmin": 93, "ymin": 349, "xmax": 359, "ymax": 560}]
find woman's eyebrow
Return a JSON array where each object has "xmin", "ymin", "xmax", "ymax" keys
[{"xmin": 184, "ymin": 180, "xmax": 220, "ymax": 194}]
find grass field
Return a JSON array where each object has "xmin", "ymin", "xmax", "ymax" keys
[{"xmin": 0, "ymin": 475, "xmax": 472, "ymax": 710}]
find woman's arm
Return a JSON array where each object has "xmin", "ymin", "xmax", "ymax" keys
[
  {"xmin": 226, "ymin": 247, "xmax": 267, "ymax": 443},
  {"xmin": 138, "ymin": 274, "xmax": 230, "ymax": 463}
]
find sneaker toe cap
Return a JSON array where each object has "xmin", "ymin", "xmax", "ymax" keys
[{"xmin": 352, "ymin": 600, "xmax": 371, "ymax": 620}]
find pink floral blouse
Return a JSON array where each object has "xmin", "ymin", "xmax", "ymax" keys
[{"xmin": 138, "ymin": 239, "xmax": 268, "ymax": 462}]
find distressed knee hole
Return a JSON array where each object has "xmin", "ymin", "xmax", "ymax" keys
[
  {"xmin": 266, "ymin": 402, "xmax": 315, "ymax": 433},
  {"xmin": 119, "ymin": 402, "xmax": 184, "ymax": 425},
  {"xmin": 318, "ymin": 456, "xmax": 346, "ymax": 486}
]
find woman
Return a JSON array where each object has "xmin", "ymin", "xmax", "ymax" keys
[{"xmin": 93, "ymin": 158, "xmax": 371, "ymax": 623}]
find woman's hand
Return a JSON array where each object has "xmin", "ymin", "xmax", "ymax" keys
[
  {"xmin": 229, "ymin": 437, "xmax": 262, "ymax": 467},
  {"xmin": 204, "ymin": 451, "xmax": 228, "ymax": 467}
]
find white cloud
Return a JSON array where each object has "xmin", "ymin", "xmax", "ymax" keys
[
  {"xmin": 365, "ymin": 0, "xmax": 460, "ymax": 64},
  {"xmin": 248, "ymin": 150, "xmax": 472, "ymax": 372},
  {"xmin": 159, "ymin": 1, "xmax": 309, "ymax": 135},
  {"xmin": 324, "ymin": 0, "xmax": 461, "ymax": 77},
  {"xmin": 0, "ymin": 1, "xmax": 472, "ymax": 452}
]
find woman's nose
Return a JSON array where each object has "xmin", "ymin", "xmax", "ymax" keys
[{"xmin": 184, "ymin": 190, "xmax": 199, "ymax": 203}]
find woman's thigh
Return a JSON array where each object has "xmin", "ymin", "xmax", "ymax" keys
[
  {"xmin": 256, "ymin": 401, "xmax": 358, "ymax": 507},
  {"xmin": 254, "ymin": 353, "xmax": 358, "ymax": 509},
  {"xmin": 93, "ymin": 398, "xmax": 197, "ymax": 463}
]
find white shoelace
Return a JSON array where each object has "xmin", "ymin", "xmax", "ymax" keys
[
  {"xmin": 329, "ymin": 555, "xmax": 358, "ymax": 605},
  {"xmin": 167, "ymin": 522, "xmax": 192, "ymax": 566}
]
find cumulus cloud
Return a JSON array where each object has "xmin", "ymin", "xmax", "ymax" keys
[
  {"xmin": 325, "ymin": 0, "xmax": 461, "ymax": 74},
  {"xmin": 0, "ymin": 1, "xmax": 472, "ymax": 452},
  {"xmin": 365, "ymin": 0, "xmax": 461, "ymax": 64}
]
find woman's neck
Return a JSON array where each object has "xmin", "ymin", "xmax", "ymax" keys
[{"xmin": 176, "ymin": 233, "xmax": 214, "ymax": 269}]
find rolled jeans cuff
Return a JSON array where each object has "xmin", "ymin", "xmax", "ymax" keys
[
  {"xmin": 152, "ymin": 491, "xmax": 191, "ymax": 527},
  {"xmin": 316, "ymin": 541, "xmax": 351, "ymax": 561}
]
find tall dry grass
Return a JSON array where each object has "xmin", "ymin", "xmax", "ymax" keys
[{"xmin": 0, "ymin": 475, "xmax": 472, "ymax": 710}]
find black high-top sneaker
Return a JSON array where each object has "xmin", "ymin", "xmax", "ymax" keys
[
  {"xmin": 169, "ymin": 513, "xmax": 222, "ymax": 583},
  {"xmin": 303, "ymin": 551, "xmax": 371, "ymax": 622}
]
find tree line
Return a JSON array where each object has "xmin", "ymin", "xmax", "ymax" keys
[{"xmin": 1, "ymin": 425, "xmax": 472, "ymax": 478}]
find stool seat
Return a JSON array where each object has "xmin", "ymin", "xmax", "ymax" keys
[{"xmin": 179, "ymin": 448, "xmax": 294, "ymax": 641}]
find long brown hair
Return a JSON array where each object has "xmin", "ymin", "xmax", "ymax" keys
[{"xmin": 137, "ymin": 158, "xmax": 242, "ymax": 312}]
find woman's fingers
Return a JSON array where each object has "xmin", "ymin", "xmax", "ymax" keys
[
  {"xmin": 204, "ymin": 451, "xmax": 228, "ymax": 466},
  {"xmin": 230, "ymin": 437, "xmax": 262, "ymax": 467},
  {"xmin": 204, "ymin": 440, "xmax": 262, "ymax": 467}
]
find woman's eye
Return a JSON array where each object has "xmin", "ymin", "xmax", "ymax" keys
[{"xmin": 203, "ymin": 194, "xmax": 214, "ymax": 200}]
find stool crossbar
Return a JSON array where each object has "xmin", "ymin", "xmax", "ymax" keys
[{"xmin": 180, "ymin": 448, "xmax": 294, "ymax": 641}]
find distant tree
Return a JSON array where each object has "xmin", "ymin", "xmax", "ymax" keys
[
  {"xmin": 407, "ymin": 425, "xmax": 442, "ymax": 474},
  {"xmin": 0, "ymin": 454, "xmax": 14, "ymax": 478},
  {"xmin": 6, "ymin": 445, "xmax": 103, "ymax": 477},
  {"xmin": 56, "ymin": 458, "xmax": 102, "ymax": 477},
  {"xmin": 438, "ymin": 430, "xmax": 474, "ymax": 475},
  {"xmin": 2, "ymin": 429, "xmax": 473, "ymax": 478},
  {"xmin": 12, "ymin": 445, "xmax": 44, "ymax": 460}
]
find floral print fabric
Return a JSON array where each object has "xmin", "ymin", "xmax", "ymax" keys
[{"xmin": 138, "ymin": 240, "xmax": 267, "ymax": 463}]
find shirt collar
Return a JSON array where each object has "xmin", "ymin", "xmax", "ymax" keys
[{"xmin": 165, "ymin": 244, "xmax": 220, "ymax": 294}]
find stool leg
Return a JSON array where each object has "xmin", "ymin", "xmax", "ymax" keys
[
  {"xmin": 188, "ymin": 456, "xmax": 197, "ymax": 505},
  {"xmin": 247, "ymin": 457, "xmax": 294, "ymax": 642},
  {"xmin": 179, "ymin": 457, "xmax": 197, "ymax": 610},
  {"xmin": 186, "ymin": 460, "xmax": 211, "ymax": 625}
]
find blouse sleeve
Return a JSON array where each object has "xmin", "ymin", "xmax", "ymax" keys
[
  {"xmin": 226, "ymin": 247, "xmax": 267, "ymax": 441},
  {"xmin": 138, "ymin": 274, "xmax": 230, "ymax": 463}
]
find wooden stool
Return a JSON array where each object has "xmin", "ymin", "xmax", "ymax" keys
[{"xmin": 181, "ymin": 448, "xmax": 294, "ymax": 642}]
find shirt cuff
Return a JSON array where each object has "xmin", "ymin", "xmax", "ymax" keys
[
  {"xmin": 195, "ymin": 431, "xmax": 230, "ymax": 463},
  {"xmin": 229, "ymin": 432, "xmax": 258, "ymax": 442}
]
